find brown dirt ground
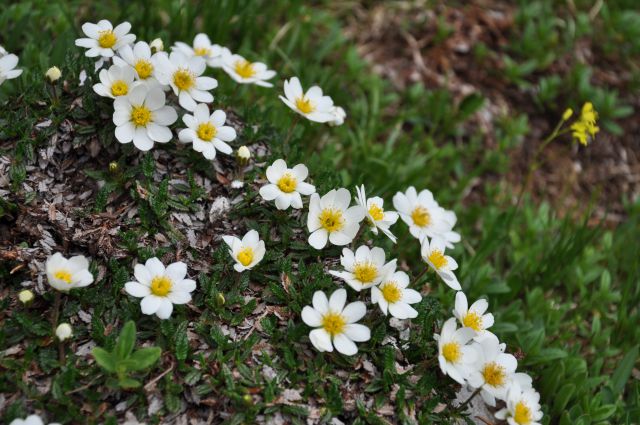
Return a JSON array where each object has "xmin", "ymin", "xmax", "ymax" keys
[{"xmin": 344, "ymin": 0, "xmax": 640, "ymax": 226}]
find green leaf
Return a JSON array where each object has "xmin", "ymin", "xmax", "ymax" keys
[
  {"xmin": 92, "ymin": 347, "xmax": 116, "ymax": 373},
  {"xmin": 457, "ymin": 93, "xmax": 485, "ymax": 121},
  {"xmin": 118, "ymin": 377, "xmax": 142, "ymax": 389},
  {"xmin": 610, "ymin": 344, "xmax": 638, "ymax": 395},
  {"xmin": 175, "ymin": 320, "xmax": 189, "ymax": 362},
  {"xmin": 124, "ymin": 347, "xmax": 162, "ymax": 371},
  {"xmin": 553, "ymin": 383, "xmax": 575, "ymax": 413},
  {"xmin": 115, "ymin": 321, "xmax": 137, "ymax": 360}
]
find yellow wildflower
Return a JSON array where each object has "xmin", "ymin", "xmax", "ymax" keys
[{"xmin": 570, "ymin": 102, "xmax": 599, "ymax": 146}]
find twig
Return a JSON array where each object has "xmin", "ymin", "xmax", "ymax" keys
[{"xmin": 144, "ymin": 362, "xmax": 175, "ymax": 391}]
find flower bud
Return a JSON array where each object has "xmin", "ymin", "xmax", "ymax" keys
[
  {"xmin": 242, "ymin": 394, "xmax": 253, "ymax": 406},
  {"xmin": 45, "ymin": 66, "xmax": 62, "ymax": 83},
  {"xmin": 109, "ymin": 161, "xmax": 119, "ymax": 173},
  {"xmin": 562, "ymin": 108, "xmax": 573, "ymax": 121},
  {"xmin": 18, "ymin": 289, "xmax": 34, "ymax": 304},
  {"xmin": 328, "ymin": 106, "xmax": 346, "ymax": 127},
  {"xmin": 216, "ymin": 292, "xmax": 226, "ymax": 306},
  {"xmin": 150, "ymin": 38, "xmax": 164, "ymax": 53},
  {"xmin": 56, "ymin": 323, "xmax": 73, "ymax": 341},
  {"xmin": 236, "ymin": 146, "xmax": 251, "ymax": 165}
]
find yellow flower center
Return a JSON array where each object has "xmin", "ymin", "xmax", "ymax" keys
[
  {"xmin": 234, "ymin": 60, "xmax": 256, "ymax": 79},
  {"xmin": 295, "ymin": 97, "xmax": 315, "ymax": 114},
  {"xmin": 318, "ymin": 208, "xmax": 344, "ymax": 233},
  {"xmin": 368, "ymin": 204, "xmax": 384, "ymax": 221},
  {"xmin": 380, "ymin": 281, "xmax": 402, "ymax": 303},
  {"xmin": 197, "ymin": 122, "xmax": 217, "ymax": 141},
  {"xmin": 353, "ymin": 262, "xmax": 378, "ymax": 284},
  {"xmin": 194, "ymin": 47, "xmax": 210, "ymax": 56},
  {"xmin": 411, "ymin": 206, "xmax": 431, "ymax": 227},
  {"xmin": 277, "ymin": 173, "xmax": 297, "ymax": 193},
  {"xmin": 131, "ymin": 105, "xmax": 152, "ymax": 127},
  {"xmin": 54, "ymin": 270, "xmax": 72, "ymax": 284},
  {"xmin": 482, "ymin": 362, "xmax": 506, "ymax": 387},
  {"xmin": 514, "ymin": 401, "xmax": 532, "ymax": 424},
  {"xmin": 237, "ymin": 247, "xmax": 254, "ymax": 266},
  {"xmin": 134, "ymin": 60, "xmax": 154, "ymax": 79},
  {"xmin": 442, "ymin": 341, "xmax": 461, "ymax": 363},
  {"xmin": 110, "ymin": 80, "xmax": 129, "ymax": 97},
  {"xmin": 150, "ymin": 276, "xmax": 172, "ymax": 296},
  {"xmin": 463, "ymin": 311, "xmax": 483, "ymax": 331},
  {"xmin": 428, "ymin": 250, "xmax": 447, "ymax": 270},
  {"xmin": 173, "ymin": 68, "xmax": 195, "ymax": 91},
  {"xmin": 322, "ymin": 311, "xmax": 346, "ymax": 336},
  {"xmin": 98, "ymin": 30, "xmax": 117, "ymax": 48}
]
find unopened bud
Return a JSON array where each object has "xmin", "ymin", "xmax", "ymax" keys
[
  {"xmin": 236, "ymin": 146, "xmax": 250, "ymax": 165},
  {"xmin": 18, "ymin": 289, "xmax": 34, "ymax": 304},
  {"xmin": 242, "ymin": 394, "xmax": 253, "ymax": 406},
  {"xmin": 562, "ymin": 108, "xmax": 573, "ymax": 121},
  {"xmin": 109, "ymin": 161, "xmax": 119, "ymax": 173},
  {"xmin": 45, "ymin": 66, "xmax": 62, "ymax": 83},
  {"xmin": 56, "ymin": 323, "xmax": 73, "ymax": 341},
  {"xmin": 216, "ymin": 292, "xmax": 226, "ymax": 306},
  {"xmin": 150, "ymin": 38, "xmax": 164, "ymax": 53}
]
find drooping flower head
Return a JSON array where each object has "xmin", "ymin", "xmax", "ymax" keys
[
  {"xmin": 113, "ymin": 84, "xmax": 178, "ymax": 151},
  {"xmin": 222, "ymin": 53, "xmax": 276, "ymax": 87},
  {"xmin": 178, "ymin": 103, "xmax": 236, "ymax": 160},
  {"xmin": 222, "ymin": 230, "xmax": 266, "ymax": 272},
  {"xmin": 301, "ymin": 288, "xmax": 370, "ymax": 355},
  {"xmin": 420, "ymin": 237, "xmax": 461, "ymax": 290},
  {"xmin": 46, "ymin": 253, "xmax": 94, "ymax": 292},
  {"xmin": 172, "ymin": 33, "xmax": 223, "ymax": 67},
  {"xmin": 75, "ymin": 20, "xmax": 135, "ymax": 59},
  {"xmin": 279, "ymin": 77, "xmax": 335, "ymax": 123},
  {"xmin": 307, "ymin": 188, "xmax": 365, "ymax": 249},
  {"xmin": 124, "ymin": 257, "xmax": 196, "ymax": 319},
  {"xmin": 355, "ymin": 185, "xmax": 398, "ymax": 243},
  {"xmin": 371, "ymin": 270, "xmax": 422, "ymax": 319},
  {"xmin": 259, "ymin": 159, "xmax": 316, "ymax": 210},
  {"xmin": 329, "ymin": 245, "xmax": 396, "ymax": 291}
]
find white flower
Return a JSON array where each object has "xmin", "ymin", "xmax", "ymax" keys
[
  {"xmin": 301, "ymin": 288, "xmax": 370, "ymax": 355},
  {"xmin": 172, "ymin": 33, "xmax": 223, "ymax": 66},
  {"xmin": 329, "ymin": 245, "xmax": 396, "ymax": 291},
  {"xmin": 307, "ymin": 188, "xmax": 365, "ymax": 249},
  {"xmin": 113, "ymin": 84, "xmax": 178, "ymax": 151},
  {"xmin": 453, "ymin": 291, "xmax": 494, "ymax": 339},
  {"xmin": 420, "ymin": 237, "xmax": 461, "ymax": 290},
  {"xmin": 150, "ymin": 38, "xmax": 164, "ymax": 52},
  {"xmin": 495, "ymin": 382, "xmax": 543, "ymax": 425},
  {"xmin": 178, "ymin": 104, "xmax": 236, "ymax": 160},
  {"xmin": 18, "ymin": 289, "xmax": 34, "ymax": 304},
  {"xmin": 355, "ymin": 185, "xmax": 398, "ymax": 243},
  {"xmin": 0, "ymin": 54, "xmax": 23, "ymax": 85},
  {"xmin": 155, "ymin": 51, "xmax": 218, "ymax": 111},
  {"xmin": 279, "ymin": 77, "xmax": 335, "ymax": 123},
  {"xmin": 55, "ymin": 323, "xmax": 73, "ymax": 341},
  {"xmin": 93, "ymin": 64, "xmax": 136, "ymax": 98},
  {"xmin": 230, "ymin": 179, "xmax": 244, "ymax": 189},
  {"xmin": 467, "ymin": 333, "xmax": 518, "ymax": 406},
  {"xmin": 45, "ymin": 66, "xmax": 62, "ymax": 83},
  {"xmin": 328, "ymin": 106, "xmax": 346, "ymax": 126},
  {"xmin": 0, "ymin": 45, "xmax": 7, "ymax": 57},
  {"xmin": 434, "ymin": 317, "xmax": 478, "ymax": 385},
  {"xmin": 222, "ymin": 53, "xmax": 276, "ymax": 87},
  {"xmin": 46, "ymin": 253, "xmax": 94, "ymax": 292},
  {"xmin": 75, "ymin": 20, "xmax": 135, "ymax": 58},
  {"xmin": 259, "ymin": 159, "xmax": 316, "ymax": 210},
  {"xmin": 392, "ymin": 186, "xmax": 460, "ymax": 248},
  {"xmin": 124, "ymin": 257, "xmax": 196, "ymax": 320},
  {"xmin": 10, "ymin": 415, "xmax": 60, "ymax": 425},
  {"xmin": 371, "ymin": 270, "xmax": 421, "ymax": 319},
  {"xmin": 222, "ymin": 230, "xmax": 266, "ymax": 272},
  {"xmin": 113, "ymin": 41, "xmax": 160, "ymax": 83}
]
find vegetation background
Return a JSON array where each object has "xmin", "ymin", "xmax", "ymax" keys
[{"xmin": 1, "ymin": 0, "xmax": 639, "ymax": 424}]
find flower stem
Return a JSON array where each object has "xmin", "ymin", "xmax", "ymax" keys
[
  {"xmin": 413, "ymin": 266, "xmax": 429, "ymax": 284},
  {"xmin": 283, "ymin": 115, "xmax": 300, "ymax": 154},
  {"xmin": 51, "ymin": 291, "xmax": 61, "ymax": 331},
  {"xmin": 458, "ymin": 387, "xmax": 482, "ymax": 410}
]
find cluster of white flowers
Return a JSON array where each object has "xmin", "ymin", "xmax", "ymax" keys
[{"xmin": 435, "ymin": 291, "xmax": 544, "ymax": 423}]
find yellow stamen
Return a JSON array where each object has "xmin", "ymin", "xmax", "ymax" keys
[
  {"xmin": 150, "ymin": 276, "xmax": 172, "ymax": 296},
  {"xmin": 98, "ymin": 30, "xmax": 117, "ymax": 49},
  {"xmin": 482, "ymin": 362, "xmax": 506, "ymax": 387},
  {"xmin": 463, "ymin": 311, "xmax": 483, "ymax": 331},
  {"xmin": 411, "ymin": 206, "xmax": 431, "ymax": 227},
  {"xmin": 237, "ymin": 247, "xmax": 254, "ymax": 266},
  {"xmin": 353, "ymin": 262, "xmax": 378, "ymax": 284},
  {"xmin": 368, "ymin": 203, "xmax": 384, "ymax": 221},
  {"xmin": 131, "ymin": 105, "xmax": 152, "ymax": 127},
  {"xmin": 234, "ymin": 60, "xmax": 256, "ymax": 79},
  {"xmin": 442, "ymin": 341, "xmax": 461, "ymax": 363},
  {"xmin": 318, "ymin": 208, "xmax": 344, "ymax": 232},
  {"xmin": 197, "ymin": 122, "xmax": 217, "ymax": 141},
  {"xmin": 194, "ymin": 47, "xmax": 210, "ymax": 56},
  {"xmin": 110, "ymin": 80, "xmax": 129, "ymax": 97},
  {"xmin": 173, "ymin": 68, "xmax": 195, "ymax": 91},
  {"xmin": 277, "ymin": 173, "xmax": 297, "ymax": 193},
  {"xmin": 295, "ymin": 97, "xmax": 315, "ymax": 114},
  {"xmin": 514, "ymin": 401, "xmax": 532, "ymax": 424},
  {"xmin": 322, "ymin": 311, "xmax": 346, "ymax": 336},
  {"xmin": 428, "ymin": 250, "xmax": 447, "ymax": 270},
  {"xmin": 134, "ymin": 60, "xmax": 153, "ymax": 79},
  {"xmin": 54, "ymin": 270, "xmax": 72, "ymax": 284},
  {"xmin": 381, "ymin": 281, "xmax": 402, "ymax": 303}
]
